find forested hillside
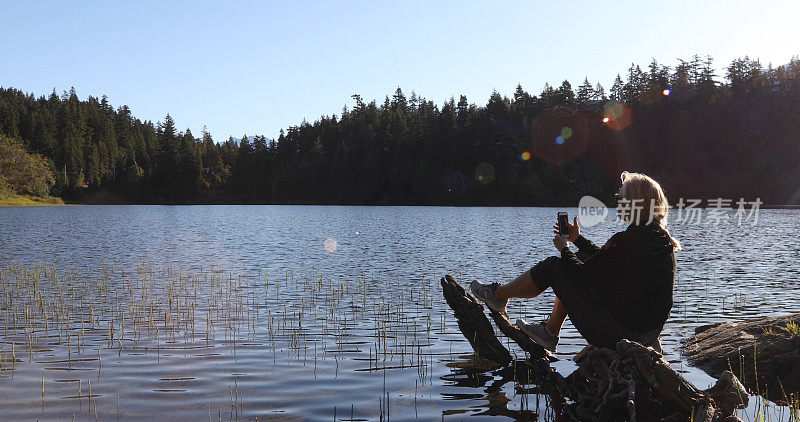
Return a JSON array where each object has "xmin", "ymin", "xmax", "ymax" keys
[{"xmin": 1, "ymin": 55, "xmax": 799, "ymax": 205}]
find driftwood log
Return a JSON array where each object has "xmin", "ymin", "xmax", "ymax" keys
[
  {"xmin": 440, "ymin": 274, "xmax": 748, "ymax": 421},
  {"xmin": 440, "ymin": 273, "xmax": 513, "ymax": 366},
  {"xmin": 683, "ymin": 313, "xmax": 800, "ymax": 403}
]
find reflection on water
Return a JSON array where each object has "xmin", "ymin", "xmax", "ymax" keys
[{"xmin": 1, "ymin": 205, "xmax": 798, "ymax": 420}]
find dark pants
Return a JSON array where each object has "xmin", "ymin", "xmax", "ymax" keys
[{"xmin": 529, "ymin": 256, "xmax": 662, "ymax": 351}]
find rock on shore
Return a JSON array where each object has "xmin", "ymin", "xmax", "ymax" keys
[{"xmin": 683, "ymin": 313, "xmax": 800, "ymax": 403}]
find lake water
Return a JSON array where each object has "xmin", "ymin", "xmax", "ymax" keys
[{"xmin": 1, "ymin": 205, "xmax": 798, "ymax": 421}]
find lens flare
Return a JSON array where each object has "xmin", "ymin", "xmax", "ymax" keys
[
  {"xmin": 323, "ymin": 238, "xmax": 338, "ymax": 253},
  {"xmin": 604, "ymin": 101, "xmax": 624, "ymax": 119},
  {"xmin": 602, "ymin": 101, "xmax": 632, "ymax": 130},
  {"xmin": 602, "ymin": 117, "xmax": 610, "ymax": 123},
  {"xmin": 529, "ymin": 106, "xmax": 589, "ymax": 166},
  {"xmin": 521, "ymin": 151, "xmax": 531, "ymax": 161},
  {"xmin": 475, "ymin": 162, "xmax": 495, "ymax": 184},
  {"xmin": 662, "ymin": 89, "xmax": 671, "ymax": 96}
]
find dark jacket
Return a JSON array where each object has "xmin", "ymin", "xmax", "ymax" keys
[{"xmin": 560, "ymin": 222, "xmax": 677, "ymax": 333}]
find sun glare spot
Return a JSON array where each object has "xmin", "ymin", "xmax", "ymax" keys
[
  {"xmin": 555, "ymin": 136, "xmax": 565, "ymax": 145},
  {"xmin": 560, "ymin": 127, "xmax": 573, "ymax": 139},
  {"xmin": 521, "ymin": 151, "xmax": 531, "ymax": 161},
  {"xmin": 662, "ymin": 89, "xmax": 671, "ymax": 96},
  {"xmin": 602, "ymin": 117, "xmax": 610, "ymax": 123},
  {"xmin": 324, "ymin": 238, "xmax": 338, "ymax": 253}
]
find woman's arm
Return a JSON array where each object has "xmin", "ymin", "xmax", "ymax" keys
[
  {"xmin": 559, "ymin": 232, "xmax": 626, "ymax": 286},
  {"xmin": 554, "ymin": 217, "xmax": 601, "ymax": 258},
  {"xmin": 573, "ymin": 235, "xmax": 601, "ymax": 258}
]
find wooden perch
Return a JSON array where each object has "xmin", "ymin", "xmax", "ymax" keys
[
  {"xmin": 568, "ymin": 340, "xmax": 748, "ymax": 421},
  {"xmin": 440, "ymin": 274, "xmax": 512, "ymax": 366},
  {"xmin": 441, "ymin": 274, "xmax": 749, "ymax": 421},
  {"xmin": 488, "ymin": 307, "xmax": 558, "ymax": 363}
]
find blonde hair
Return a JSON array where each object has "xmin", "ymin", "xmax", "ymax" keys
[{"xmin": 619, "ymin": 171, "xmax": 681, "ymax": 250}]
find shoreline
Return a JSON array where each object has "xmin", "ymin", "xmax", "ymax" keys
[
  {"xmin": 10, "ymin": 200, "xmax": 798, "ymax": 209},
  {"xmin": 0, "ymin": 194, "xmax": 66, "ymax": 207}
]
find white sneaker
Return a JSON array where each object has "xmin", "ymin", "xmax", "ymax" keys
[
  {"xmin": 469, "ymin": 280, "xmax": 508, "ymax": 315},
  {"xmin": 516, "ymin": 318, "xmax": 559, "ymax": 352}
]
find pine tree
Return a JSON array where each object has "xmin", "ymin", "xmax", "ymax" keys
[
  {"xmin": 391, "ymin": 87, "xmax": 407, "ymax": 112},
  {"xmin": 689, "ymin": 54, "xmax": 703, "ymax": 86},
  {"xmin": 672, "ymin": 59, "xmax": 692, "ymax": 93},
  {"xmin": 647, "ymin": 59, "xmax": 670, "ymax": 93},
  {"xmin": 512, "ymin": 84, "xmax": 535, "ymax": 116},
  {"xmin": 696, "ymin": 55, "xmax": 718, "ymax": 101},
  {"xmin": 154, "ymin": 114, "xmax": 179, "ymax": 196},
  {"xmin": 456, "ymin": 95, "xmax": 471, "ymax": 128},
  {"xmin": 594, "ymin": 83, "xmax": 606, "ymax": 100},
  {"xmin": 486, "ymin": 90, "xmax": 509, "ymax": 117},
  {"xmin": 610, "ymin": 75, "xmax": 624, "ymax": 101},
  {"xmin": 727, "ymin": 56, "xmax": 762, "ymax": 97},
  {"xmin": 557, "ymin": 80, "xmax": 576, "ymax": 108},
  {"xmin": 409, "ymin": 91, "xmax": 419, "ymax": 111},
  {"xmin": 623, "ymin": 65, "xmax": 643, "ymax": 103},
  {"xmin": 539, "ymin": 83, "xmax": 557, "ymax": 109},
  {"xmin": 576, "ymin": 77, "xmax": 595, "ymax": 108}
]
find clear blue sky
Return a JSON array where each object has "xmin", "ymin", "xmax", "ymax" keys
[{"xmin": 2, "ymin": 1, "xmax": 798, "ymax": 141}]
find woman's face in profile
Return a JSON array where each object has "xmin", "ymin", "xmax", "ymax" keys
[
  {"xmin": 614, "ymin": 186, "xmax": 628, "ymax": 221},
  {"xmin": 614, "ymin": 186, "xmax": 624, "ymax": 204}
]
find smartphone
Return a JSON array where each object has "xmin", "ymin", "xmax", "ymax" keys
[{"xmin": 557, "ymin": 212, "xmax": 569, "ymax": 236}]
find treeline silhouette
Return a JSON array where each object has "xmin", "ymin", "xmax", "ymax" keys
[{"xmin": 1, "ymin": 54, "xmax": 799, "ymax": 205}]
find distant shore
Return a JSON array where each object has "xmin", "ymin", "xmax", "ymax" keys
[
  {"xmin": 0, "ymin": 194, "xmax": 65, "ymax": 207},
  {"xmin": 5, "ymin": 194, "xmax": 798, "ymax": 209}
]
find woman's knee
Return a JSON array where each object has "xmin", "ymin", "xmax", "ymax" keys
[
  {"xmin": 542, "ymin": 256, "xmax": 565, "ymax": 278},
  {"xmin": 543, "ymin": 255, "xmax": 562, "ymax": 265},
  {"xmin": 529, "ymin": 256, "xmax": 562, "ymax": 290}
]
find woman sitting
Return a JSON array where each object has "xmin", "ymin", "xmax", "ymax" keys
[{"xmin": 470, "ymin": 171, "xmax": 680, "ymax": 353}]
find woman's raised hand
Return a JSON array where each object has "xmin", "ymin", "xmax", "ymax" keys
[{"xmin": 553, "ymin": 216, "xmax": 581, "ymax": 243}]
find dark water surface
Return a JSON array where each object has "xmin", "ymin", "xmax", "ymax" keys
[{"xmin": 1, "ymin": 205, "xmax": 798, "ymax": 421}]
